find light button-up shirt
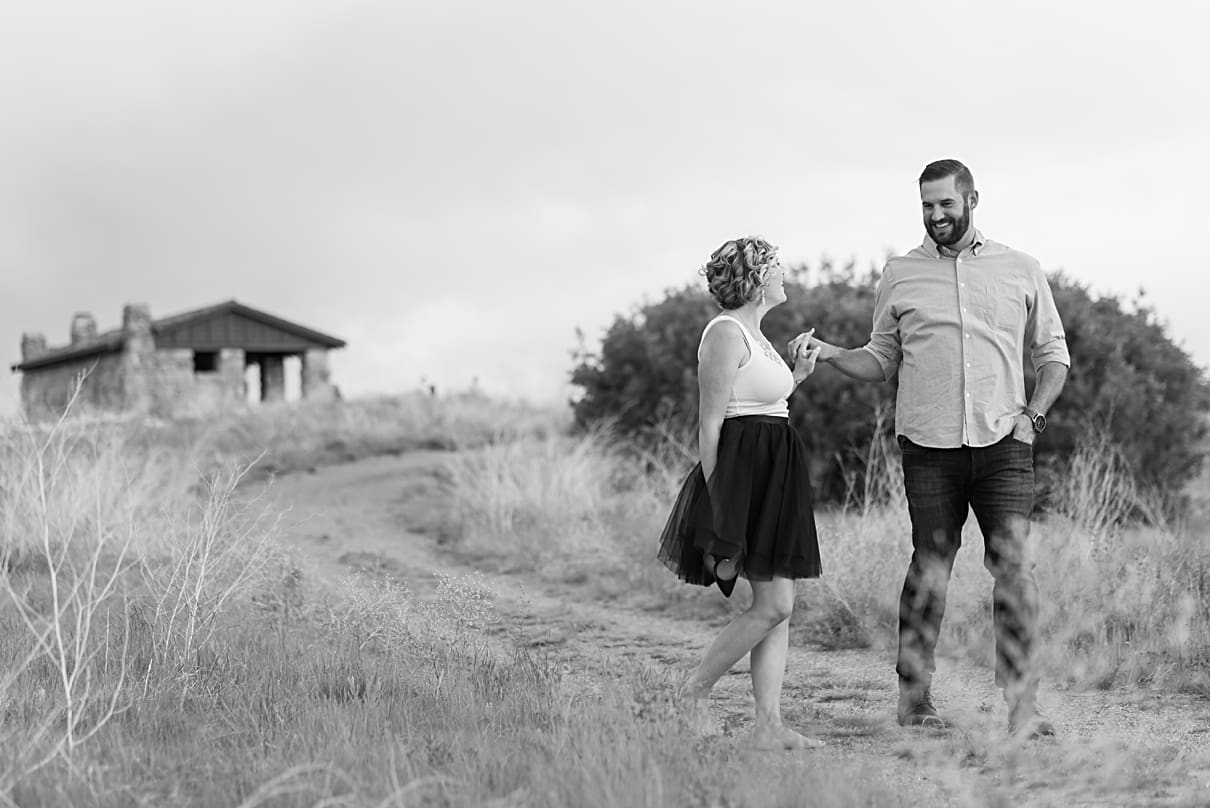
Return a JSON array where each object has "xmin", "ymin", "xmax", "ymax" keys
[{"xmin": 861, "ymin": 230, "xmax": 1070, "ymax": 448}]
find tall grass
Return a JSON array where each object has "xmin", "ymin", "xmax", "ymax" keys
[
  {"xmin": 1038, "ymin": 437, "xmax": 1210, "ymax": 690},
  {"xmin": 4, "ymin": 385, "xmax": 1206, "ymax": 805},
  {"xmin": 434, "ymin": 427, "xmax": 721, "ymax": 611},
  {"xmin": 434, "ymin": 422, "xmax": 1210, "ymax": 691},
  {"xmin": 65, "ymin": 391, "xmax": 569, "ymax": 483},
  {"xmin": 0, "ymin": 397, "xmax": 916, "ymax": 806},
  {"xmin": 192, "ymin": 391, "xmax": 566, "ymax": 475}
]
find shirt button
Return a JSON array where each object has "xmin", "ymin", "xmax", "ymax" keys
[
  {"xmin": 966, "ymin": 362, "xmax": 971, "ymax": 368},
  {"xmin": 965, "ymin": 392, "xmax": 971, "ymax": 398},
  {"xmin": 960, "ymin": 282, "xmax": 966, "ymax": 287},
  {"xmin": 965, "ymin": 333, "xmax": 971, "ymax": 339}
]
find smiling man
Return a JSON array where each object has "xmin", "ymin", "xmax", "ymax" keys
[{"xmin": 794, "ymin": 159, "xmax": 1070, "ymax": 739}]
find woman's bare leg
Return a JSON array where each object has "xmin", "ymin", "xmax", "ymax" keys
[
  {"xmin": 750, "ymin": 611, "xmax": 825, "ymax": 749},
  {"xmin": 681, "ymin": 577, "xmax": 795, "ymax": 701}
]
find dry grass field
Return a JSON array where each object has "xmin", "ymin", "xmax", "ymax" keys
[{"xmin": 1, "ymin": 391, "xmax": 1208, "ymax": 806}]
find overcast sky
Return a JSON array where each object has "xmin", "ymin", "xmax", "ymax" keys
[{"xmin": 3, "ymin": 1, "xmax": 1208, "ymax": 413}]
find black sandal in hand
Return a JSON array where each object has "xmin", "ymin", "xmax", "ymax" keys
[{"xmin": 707, "ymin": 553, "xmax": 739, "ymax": 598}]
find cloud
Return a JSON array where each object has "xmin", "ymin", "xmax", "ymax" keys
[{"xmin": 2, "ymin": 1, "xmax": 1208, "ymax": 414}]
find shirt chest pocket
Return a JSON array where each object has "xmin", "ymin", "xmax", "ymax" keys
[
  {"xmin": 982, "ymin": 279, "xmax": 1027, "ymax": 333},
  {"xmin": 992, "ymin": 295, "xmax": 1024, "ymax": 332}
]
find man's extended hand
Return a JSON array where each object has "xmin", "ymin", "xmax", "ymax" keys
[{"xmin": 790, "ymin": 329, "xmax": 842, "ymax": 363}]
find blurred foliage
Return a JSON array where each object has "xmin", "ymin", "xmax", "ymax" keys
[
  {"xmin": 1039, "ymin": 275, "xmax": 1210, "ymax": 512},
  {"xmin": 570, "ymin": 260, "xmax": 1210, "ymax": 510}
]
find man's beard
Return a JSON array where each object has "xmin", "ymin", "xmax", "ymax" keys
[{"xmin": 926, "ymin": 201, "xmax": 971, "ymax": 246}]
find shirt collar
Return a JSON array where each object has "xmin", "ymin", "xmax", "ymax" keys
[{"xmin": 925, "ymin": 228, "xmax": 985, "ymax": 258}]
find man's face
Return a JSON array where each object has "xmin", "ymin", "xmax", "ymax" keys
[{"xmin": 920, "ymin": 176, "xmax": 973, "ymax": 247}]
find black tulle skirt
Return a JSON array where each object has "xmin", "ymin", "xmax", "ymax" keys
[{"xmin": 657, "ymin": 415, "xmax": 821, "ymax": 591}]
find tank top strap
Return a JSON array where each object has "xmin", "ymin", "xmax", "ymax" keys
[{"xmin": 698, "ymin": 314, "xmax": 754, "ymax": 364}]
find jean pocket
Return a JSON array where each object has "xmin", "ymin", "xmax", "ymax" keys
[
  {"xmin": 1006, "ymin": 438, "xmax": 1036, "ymax": 471},
  {"xmin": 898, "ymin": 436, "xmax": 926, "ymax": 466}
]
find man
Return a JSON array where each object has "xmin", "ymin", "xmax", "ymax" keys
[{"xmin": 794, "ymin": 159, "xmax": 1069, "ymax": 739}]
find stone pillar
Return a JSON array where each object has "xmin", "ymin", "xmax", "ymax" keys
[
  {"xmin": 18, "ymin": 333, "xmax": 47, "ymax": 418},
  {"xmin": 122, "ymin": 303, "xmax": 154, "ymax": 414},
  {"xmin": 70, "ymin": 312, "xmax": 97, "ymax": 344},
  {"xmin": 21, "ymin": 332, "xmax": 47, "ymax": 362},
  {"xmin": 260, "ymin": 355, "xmax": 285, "ymax": 402},
  {"xmin": 218, "ymin": 348, "xmax": 246, "ymax": 403},
  {"xmin": 300, "ymin": 349, "xmax": 335, "ymax": 401}
]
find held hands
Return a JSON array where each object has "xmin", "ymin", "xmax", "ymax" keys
[
  {"xmin": 789, "ymin": 328, "xmax": 823, "ymax": 385},
  {"xmin": 788, "ymin": 328, "xmax": 841, "ymax": 368}
]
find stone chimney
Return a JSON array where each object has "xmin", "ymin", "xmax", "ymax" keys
[
  {"xmin": 121, "ymin": 303, "xmax": 154, "ymax": 413},
  {"xmin": 21, "ymin": 332, "xmax": 47, "ymax": 362},
  {"xmin": 122, "ymin": 303, "xmax": 152, "ymax": 337},
  {"xmin": 70, "ymin": 312, "xmax": 97, "ymax": 344}
]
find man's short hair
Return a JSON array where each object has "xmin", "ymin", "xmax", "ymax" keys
[{"xmin": 918, "ymin": 159, "xmax": 975, "ymax": 197}]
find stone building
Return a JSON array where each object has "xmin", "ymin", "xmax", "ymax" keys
[{"xmin": 12, "ymin": 300, "xmax": 346, "ymax": 419}]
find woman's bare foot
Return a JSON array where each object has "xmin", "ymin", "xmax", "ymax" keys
[
  {"xmin": 675, "ymin": 679, "xmax": 720, "ymax": 738},
  {"xmin": 751, "ymin": 721, "xmax": 826, "ymax": 751},
  {"xmin": 684, "ymin": 700, "xmax": 722, "ymax": 738},
  {"xmin": 677, "ymin": 691, "xmax": 721, "ymax": 737}
]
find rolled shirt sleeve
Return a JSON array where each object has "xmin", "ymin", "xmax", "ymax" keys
[
  {"xmin": 862, "ymin": 267, "xmax": 902, "ymax": 381},
  {"xmin": 1027, "ymin": 265, "xmax": 1071, "ymax": 372}
]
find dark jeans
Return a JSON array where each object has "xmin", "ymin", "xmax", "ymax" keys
[{"xmin": 896, "ymin": 434, "xmax": 1038, "ymax": 693}]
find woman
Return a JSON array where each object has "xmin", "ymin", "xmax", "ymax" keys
[{"xmin": 657, "ymin": 236, "xmax": 824, "ymax": 750}]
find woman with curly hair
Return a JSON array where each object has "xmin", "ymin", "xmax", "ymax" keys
[{"xmin": 657, "ymin": 235, "xmax": 824, "ymax": 750}]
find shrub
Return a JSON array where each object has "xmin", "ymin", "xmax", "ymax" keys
[
  {"xmin": 571, "ymin": 262, "xmax": 1210, "ymax": 508},
  {"xmin": 1035, "ymin": 276, "xmax": 1210, "ymax": 511}
]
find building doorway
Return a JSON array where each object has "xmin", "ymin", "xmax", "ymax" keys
[{"xmin": 243, "ymin": 353, "xmax": 302, "ymax": 405}]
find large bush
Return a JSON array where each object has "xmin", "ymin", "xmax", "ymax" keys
[
  {"xmin": 1038, "ymin": 276, "xmax": 1210, "ymax": 509},
  {"xmin": 570, "ymin": 262, "xmax": 1210, "ymax": 507}
]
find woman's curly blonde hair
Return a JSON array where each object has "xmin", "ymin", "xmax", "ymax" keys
[{"xmin": 699, "ymin": 236, "xmax": 779, "ymax": 310}]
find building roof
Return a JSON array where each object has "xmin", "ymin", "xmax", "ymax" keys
[{"xmin": 12, "ymin": 299, "xmax": 346, "ymax": 372}]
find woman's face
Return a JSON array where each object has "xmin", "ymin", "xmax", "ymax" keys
[{"xmin": 759, "ymin": 259, "xmax": 787, "ymax": 308}]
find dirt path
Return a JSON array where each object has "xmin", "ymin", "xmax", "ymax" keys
[{"xmin": 260, "ymin": 452, "xmax": 1210, "ymax": 808}]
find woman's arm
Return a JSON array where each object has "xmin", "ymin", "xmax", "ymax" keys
[{"xmin": 697, "ymin": 322, "xmax": 747, "ymax": 481}]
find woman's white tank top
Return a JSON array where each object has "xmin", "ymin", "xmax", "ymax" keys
[{"xmin": 698, "ymin": 314, "xmax": 793, "ymax": 418}]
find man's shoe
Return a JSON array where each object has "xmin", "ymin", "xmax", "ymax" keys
[
  {"xmin": 1005, "ymin": 678, "xmax": 1056, "ymax": 740},
  {"xmin": 897, "ymin": 685, "xmax": 950, "ymax": 729},
  {"xmin": 1008, "ymin": 703, "xmax": 1056, "ymax": 740}
]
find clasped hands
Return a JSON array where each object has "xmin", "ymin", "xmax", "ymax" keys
[
  {"xmin": 789, "ymin": 329, "xmax": 841, "ymax": 358},
  {"xmin": 787, "ymin": 328, "xmax": 826, "ymax": 384}
]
